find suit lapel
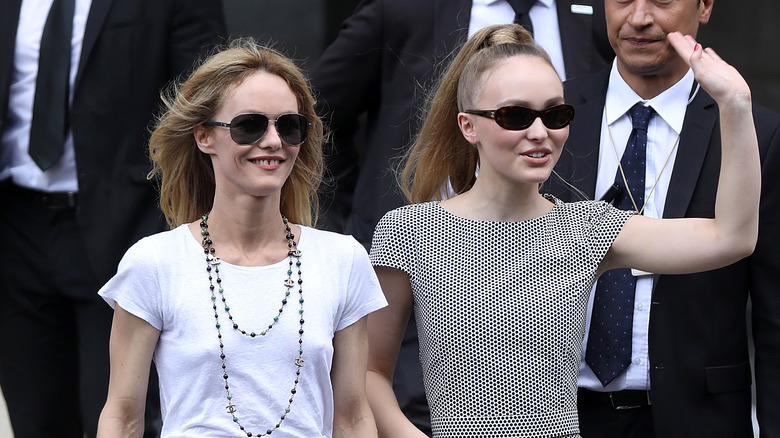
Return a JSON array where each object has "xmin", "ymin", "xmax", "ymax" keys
[
  {"xmin": 562, "ymin": 72, "xmax": 610, "ymax": 200},
  {"xmin": 0, "ymin": 0, "xmax": 22, "ymax": 119},
  {"xmin": 0, "ymin": 0, "xmax": 22, "ymax": 62},
  {"xmin": 663, "ymin": 89, "xmax": 717, "ymax": 218},
  {"xmin": 75, "ymin": 0, "xmax": 115, "ymax": 88},
  {"xmin": 556, "ymin": 0, "xmax": 580, "ymax": 77},
  {"xmin": 433, "ymin": 0, "xmax": 471, "ymax": 62},
  {"xmin": 556, "ymin": 0, "xmax": 599, "ymax": 79}
]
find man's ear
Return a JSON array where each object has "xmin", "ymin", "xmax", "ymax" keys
[
  {"xmin": 699, "ymin": 0, "xmax": 714, "ymax": 25},
  {"xmin": 458, "ymin": 112, "xmax": 479, "ymax": 145},
  {"xmin": 193, "ymin": 124, "xmax": 214, "ymax": 154}
]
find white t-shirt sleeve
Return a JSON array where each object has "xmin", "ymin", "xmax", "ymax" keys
[
  {"xmin": 335, "ymin": 237, "xmax": 387, "ymax": 332},
  {"xmin": 98, "ymin": 236, "xmax": 164, "ymax": 331}
]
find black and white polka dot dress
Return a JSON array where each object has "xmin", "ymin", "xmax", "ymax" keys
[{"xmin": 370, "ymin": 195, "xmax": 632, "ymax": 438}]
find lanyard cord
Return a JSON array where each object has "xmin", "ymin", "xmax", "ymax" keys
[
  {"xmin": 603, "ymin": 83, "xmax": 699, "ymax": 215},
  {"xmin": 605, "ymin": 117, "xmax": 680, "ymax": 215}
]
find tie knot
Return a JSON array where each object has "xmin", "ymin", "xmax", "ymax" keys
[
  {"xmin": 506, "ymin": 0, "xmax": 536, "ymax": 14},
  {"xmin": 629, "ymin": 104, "xmax": 655, "ymax": 131}
]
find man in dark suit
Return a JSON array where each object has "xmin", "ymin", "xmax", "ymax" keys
[
  {"xmin": 311, "ymin": 0, "xmax": 613, "ymax": 433},
  {"xmin": 0, "ymin": 1, "xmax": 225, "ymax": 436},
  {"xmin": 314, "ymin": 0, "xmax": 612, "ymax": 241},
  {"xmin": 544, "ymin": 0, "xmax": 780, "ymax": 436}
]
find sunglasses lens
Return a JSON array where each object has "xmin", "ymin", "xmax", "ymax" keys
[
  {"xmin": 221, "ymin": 113, "xmax": 309, "ymax": 146},
  {"xmin": 276, "ymin": 114, "xmax": 310, "ymax": 146},
  {"xmin": 494, "ymin": 105, "xmax": 574, "ymax": 130},
  {"xmin": 495, "ymin": 107, "xmax": 536, "ymax": 130},
  {"xmin": 230, "ymin": 114, "xmax": 269, "ymax": 144},
  {"xmin": 541, "ymin": 105, "xmax": 575, "ymax": 129}
]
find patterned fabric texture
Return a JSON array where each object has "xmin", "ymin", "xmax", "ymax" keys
[
  {"xmin": 586, "ymin": 103, "xmax": 656, "ymax": 386},
  {"xmin": 370, "ymin": 196, "xmax": 632, "ymax": 438}
]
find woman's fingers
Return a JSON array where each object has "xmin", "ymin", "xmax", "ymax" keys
[
  {"xmin": 667, "ymin": 31, "xmax": 697, "ymax": 64},
  {"xmin": 667, "ymin": 31, "xmax": 750, "ymax": 102}
]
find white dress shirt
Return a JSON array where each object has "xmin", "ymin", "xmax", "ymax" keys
[
  {"xmin": 1, "ymin": 0, "xmax": 92, "ymax": 192},
  {"xmin": 469, "ymin": 0, "xmax": 567, "ymax": 80},
  {"xmin": 578, "ymin": 60, "xmax": 697, "ymax": 392}
]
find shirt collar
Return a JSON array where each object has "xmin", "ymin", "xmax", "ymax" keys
[{"xmin": 605, "ymin": 60, "xmax": 695, "ymax": 134}]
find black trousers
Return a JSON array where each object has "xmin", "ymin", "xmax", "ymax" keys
[
  {"xmin": 578, "ymin": 389, "xmax": 655, "ymax": 438},
  {"xmin": 0, "ymin": 183, "xmax": 160, "ymax": 437},
  {"xmin": 0, "ymin": 187, "xmax": 109, "ymax": 436}
]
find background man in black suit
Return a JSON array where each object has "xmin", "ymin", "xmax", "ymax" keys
[
  {"xmin": 314, "ymin": 0, "xmax": 613, "ymax": 240},
  {"xmin": 0, "ymin": 1, "xmax": 225, "ymax": 436},
  {"xmin": 545, "ymin": 0, "xmax": 780, "ymax": 436},
  {"xmin": 311, "ymin": 0, "xmax": 613, "ymax": 432}
]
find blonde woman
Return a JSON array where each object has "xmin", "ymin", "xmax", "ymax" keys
[
  {"xmin": 367, "ymin": 24, "xmax": 758, "ymax": 437},
  {"xmin": 96, "ymin": 40, "xmax": 386, "ymax": 437}
]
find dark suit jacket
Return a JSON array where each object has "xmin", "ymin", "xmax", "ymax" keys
[
  {"xmin": 312, "ymin": 0, "xmax": 613, "ymax": 245},
  {"xmin": 0, "ymin": 0, "xmax": 225, "ymax": 284},
  {"xmin": 545, "ymin": 70, "xmax": 780, "ymax": 437}
]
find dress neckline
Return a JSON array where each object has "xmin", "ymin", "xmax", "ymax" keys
[{"xmin": 431, "ymin": 194, "xmax": 561, "ymax": 225}]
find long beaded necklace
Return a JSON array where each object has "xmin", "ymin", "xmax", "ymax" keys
[{"xmin": 200, "ymin": 213, "xmax": 304, "ymax": 437}]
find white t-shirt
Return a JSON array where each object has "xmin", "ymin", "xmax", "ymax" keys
[{"xmin": 100, "ymin": 224, "xmax": 387, "ymax": 437}]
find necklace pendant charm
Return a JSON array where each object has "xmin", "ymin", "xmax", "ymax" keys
[
  {"xmin": 284, "ymin": 278, "xmax": 295, "ymax": 288},
  {"xmin": 207, "ymin": 255, "xmax": 221, "ymax": 265},
  {"xmin": 295, "ymin": 357, "xmax": 305, "ymax": 367},
  {"xmin": 226, "ymin": 402, "xmax": 237, "ymax": 414},
  {"xmin": 289, "ymin": 249, "xmax": 302, "ymax": 257}
]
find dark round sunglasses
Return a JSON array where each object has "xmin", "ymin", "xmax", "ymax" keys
[
  {"xmin": 204, "ymin": 113, "xmax": 311, "ymax": 146},
  {"xmin": 464, "ymin": 104, "xmax": 575, "ymax": 130}
]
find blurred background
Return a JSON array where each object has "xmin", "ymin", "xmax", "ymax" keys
[
  {"xmin": 0, "ymin": 1, "xmax": 774, "ymax": 436},
  {"xmin": 225, "ymin": 0, "xmax": 780, "ymax": 110},
  {"xmin": 224, "ymin": 0, "xmax": 780, "ymax": 110}
]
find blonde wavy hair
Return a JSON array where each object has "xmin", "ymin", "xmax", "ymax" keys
[
  {"xmin": 149, "ymin": 38, "xmax": 324, "ymax": 228},
  {"xmin": 400, "ymin": 24, "xmax": 554, "ymax": 203}
]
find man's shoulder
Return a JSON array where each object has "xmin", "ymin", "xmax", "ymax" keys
[
  {"xmin": 700, "ymin": 92, "xmax": 780, "ymax": 131},
  {"xmin": 752, "ymin": 102, "xmax": 780, "ymax": 128},
  {"xmin": 563, "ymin": 69, "xmax": 610, "ymax": 104}
]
